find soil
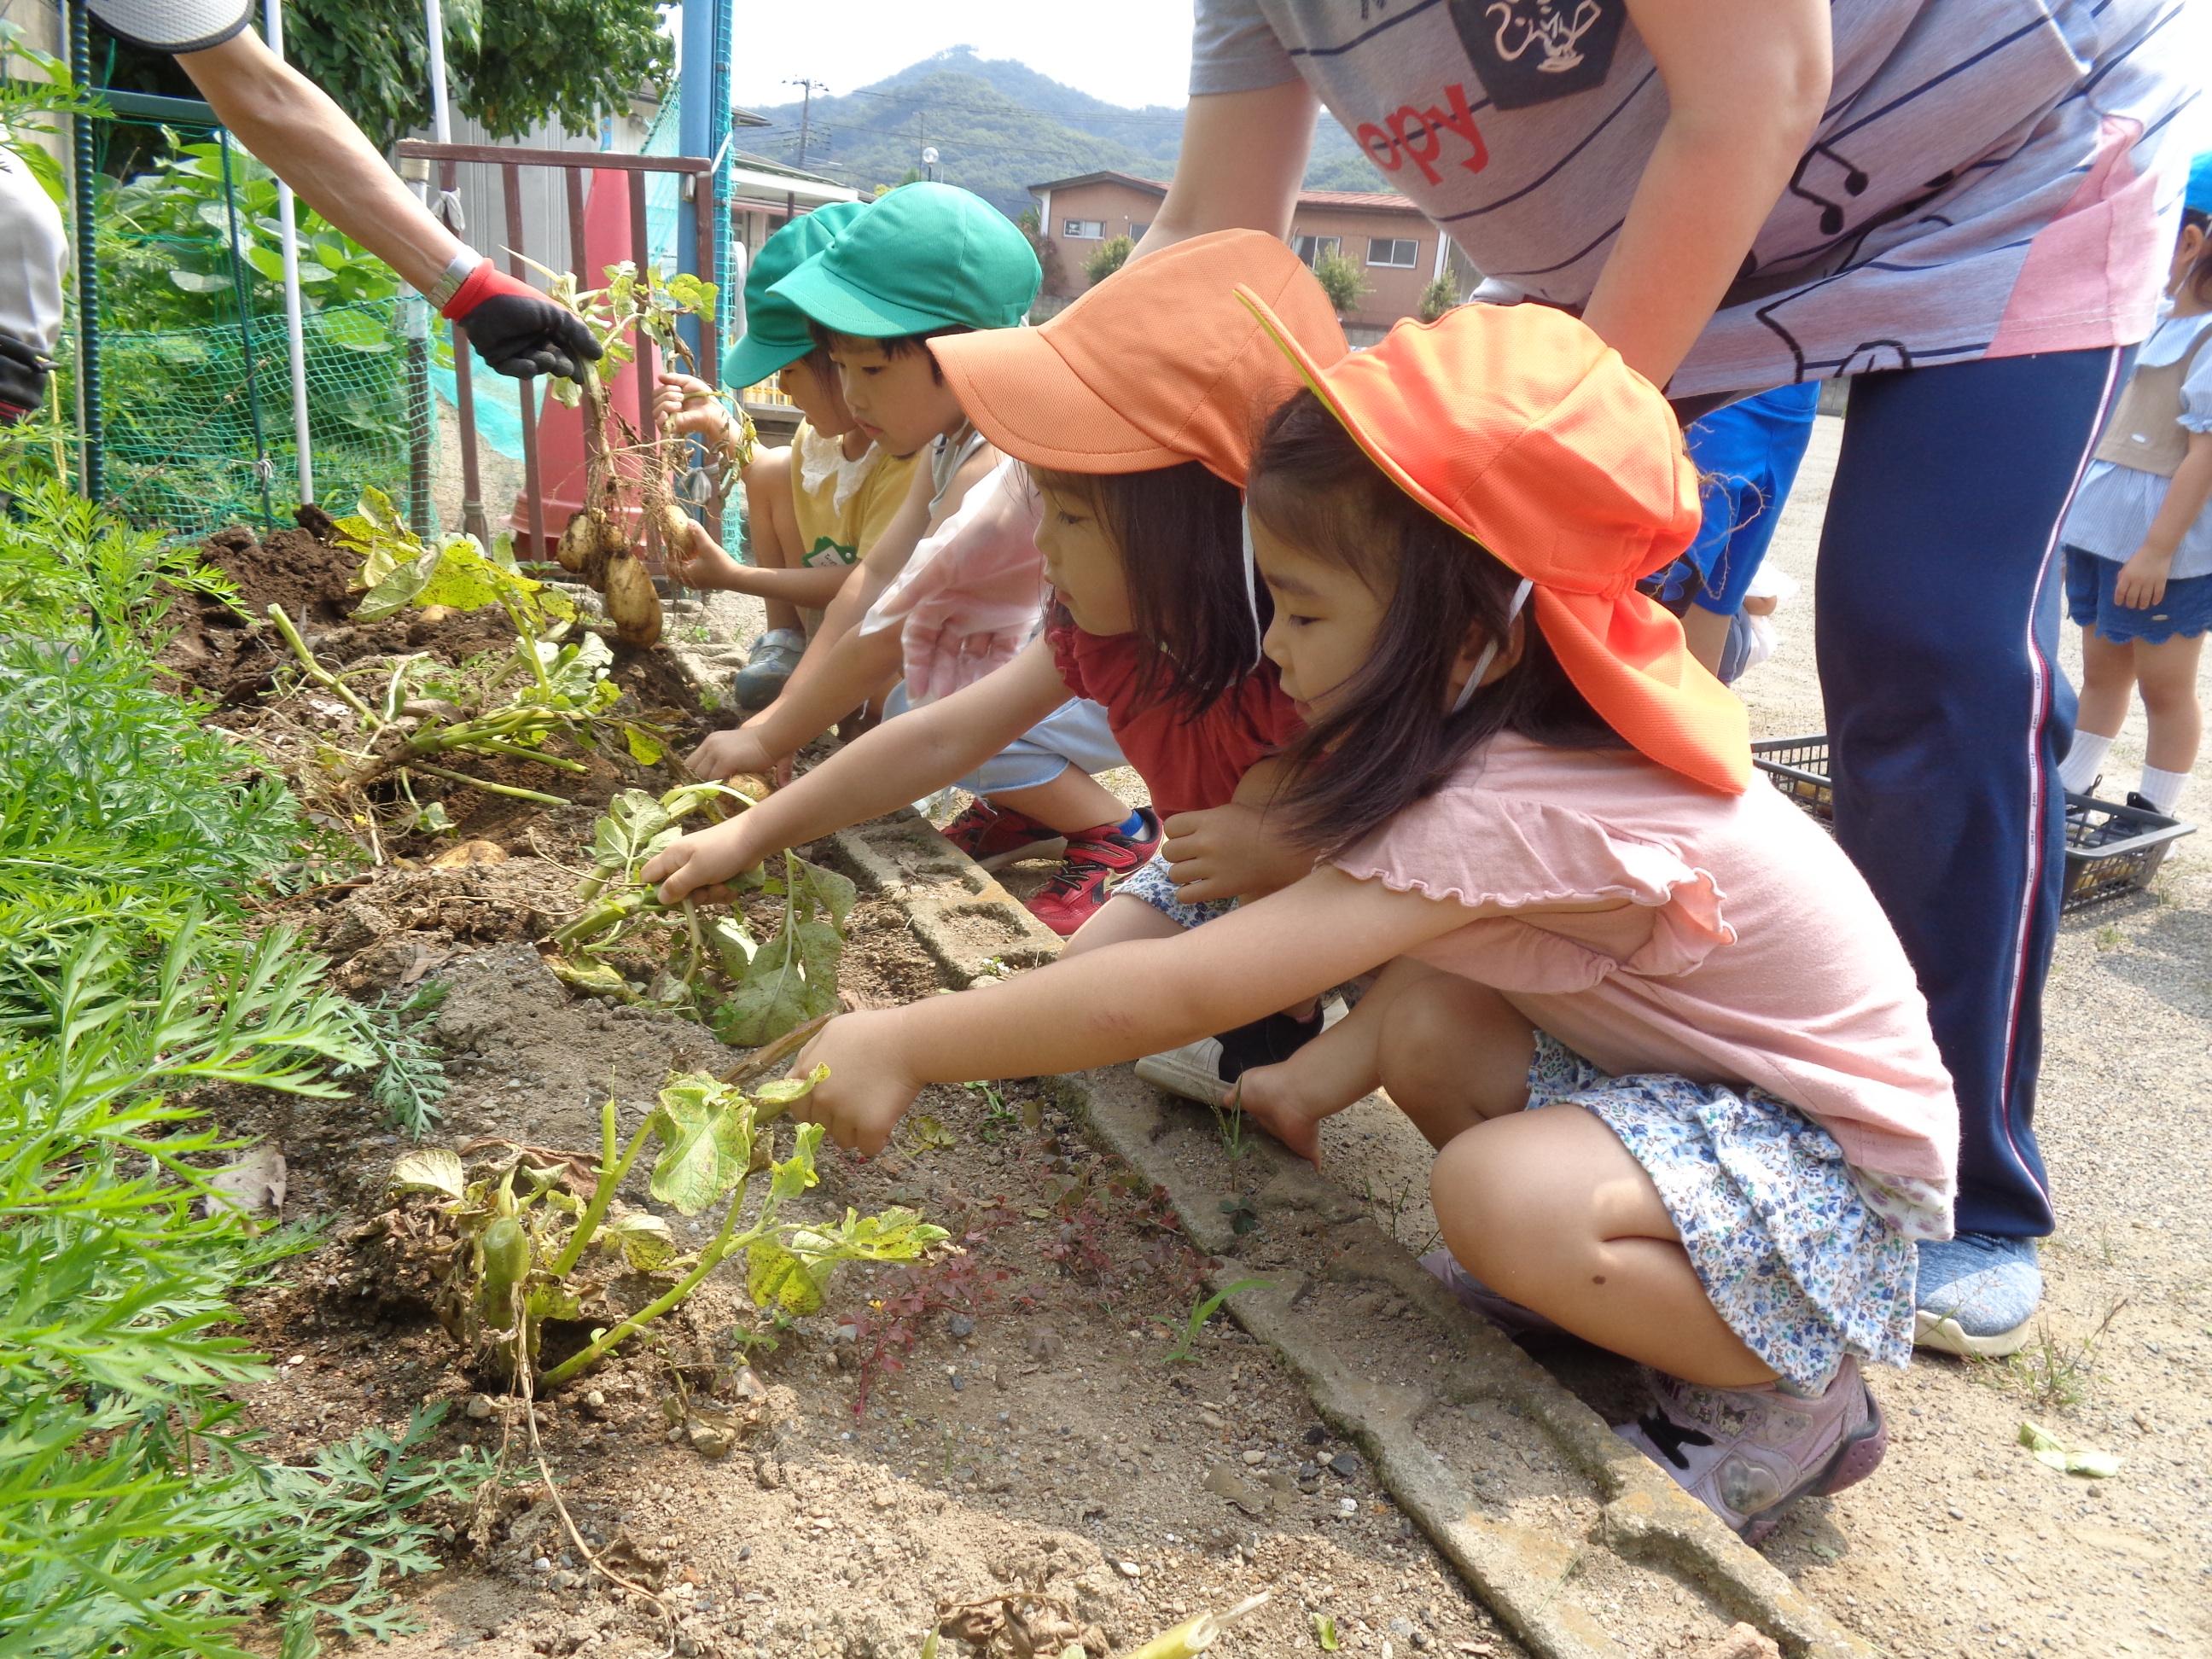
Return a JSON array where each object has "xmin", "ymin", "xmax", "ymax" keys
[{"xmin": 166, "ymin": 522, "xmax": 1524, "ymax": 1659}]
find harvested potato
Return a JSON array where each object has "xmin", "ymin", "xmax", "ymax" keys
[{"xmin": 602, "ymin": 549, "xmax": 661, "ymax": 648}]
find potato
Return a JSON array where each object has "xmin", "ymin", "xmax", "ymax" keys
[
  {"xmin": 602, "ymin": 549, "xmax": 662, "ymax": 648},
  {"xmin": 555, "ymin": 510, "xmax": 596, "ymax": 573},
  {"xmin": 656, "ymin": 503, "xmax": 692, "ymax": 551}
]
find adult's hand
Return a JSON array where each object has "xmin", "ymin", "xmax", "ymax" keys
[{"xmin": 440, "ymin": 265, "xmax": 602, "ymax": 381}]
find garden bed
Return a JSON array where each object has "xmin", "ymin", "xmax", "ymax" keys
[{"xmin": 159, "ymin": 517, "xmax": 1520, "ymax": 1659}]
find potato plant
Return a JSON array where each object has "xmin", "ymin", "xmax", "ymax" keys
[
  {"xmin": 535, "ymin": 260, "xmax": 747, "ymax": 648},
  {"xmin": 387, "ymin": 1068, "xmax": 945, "ymax": 1388},
  {"xmin": 264, "ymin": 490, "xmax": 670, "ymax": 845},
  {"xmin": 549, "ymin": 783, "xmax": 853, "ymax": 1048}
]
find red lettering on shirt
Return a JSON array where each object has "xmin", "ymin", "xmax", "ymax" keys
[{"xmin": 1356, "ymin": 84, "xmax": 1489, "ymax": 186}]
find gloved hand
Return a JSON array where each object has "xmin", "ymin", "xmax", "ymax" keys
[
  {"xmin": 442, "ymin": 264, "xmax": 602, "ymax": 380},
  {"xmin": 0, "ymin": 333, "xmax": 49, "ymax": 423}
]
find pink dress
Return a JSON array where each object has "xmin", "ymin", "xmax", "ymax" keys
[{"xmin": 1333, "ymin": 733, "xmax": 1959, "ymax": 1197}]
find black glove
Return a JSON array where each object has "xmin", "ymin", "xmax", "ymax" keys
[
  {"xmin": 442, "ymin": 265, "xmax": 602, "ymax": 380},
  {"xmin": 0, "ymin": 332, "xmax": 50, "ymax": 423}
]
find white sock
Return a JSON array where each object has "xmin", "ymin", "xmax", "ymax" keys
[
  {"xmin": 2136, "ymin": 765, "xmax": 2189, "ymax": 814},
  {"xmin": 2058, "ymin": 731, "xmax": 2115, "ymax": 795}
]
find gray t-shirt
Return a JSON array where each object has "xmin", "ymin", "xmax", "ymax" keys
[{"xmin": 1193, "ymin": 0, "xmax": 2197, "ymax": 399}]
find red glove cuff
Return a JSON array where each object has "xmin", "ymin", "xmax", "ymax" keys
[{"xmin": 439, "ymin": 260, "xmax": 511, "ymax": 321}]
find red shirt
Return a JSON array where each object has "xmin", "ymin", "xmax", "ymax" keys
[{"xmin": 1047, "ymin": 620, "xmax": 1305, "ymax": 822}]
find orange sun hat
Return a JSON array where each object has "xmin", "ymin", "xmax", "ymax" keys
[
  {"xmin": 928, "ymin": 230, "xmax": 1348, "ymax": 485},
  {"xmin": 1237, "ymin": 289, "xmax": 1751, "ymax": 795}
]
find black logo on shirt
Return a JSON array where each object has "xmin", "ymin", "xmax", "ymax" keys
[{"xmin": 1448, "ymin": 0, "xmax": 1623, "ymax": 108}]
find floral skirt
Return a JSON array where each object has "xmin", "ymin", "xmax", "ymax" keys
[
  {"xmin": 1526, "ymin": 1033, "xmax": 1917, "ymax": 1392},
  {"xmin": 1115, "ymin": 853, "xmax": 1238, "ymax": 930}
]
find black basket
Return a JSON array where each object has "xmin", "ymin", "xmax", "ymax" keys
[{"xmin": 1749, "ymin": 736, "xmax": 2194, "ymax": 913}]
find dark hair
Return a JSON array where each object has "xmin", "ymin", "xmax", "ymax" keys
[
  {"xmin": 2180, "ymin": 219, "xmax": 2212, "ymax": 306},
  {"xmin": 1248, "ymin": 390, "xmax": 1624, "ymax": 853},
  {"xmin": 804, "ymin": 321, "xmax": 972, "ymax": 381},
  {"xmin": 1027, "ymin": 461, "xmax": 1261, "ymax": 716}
]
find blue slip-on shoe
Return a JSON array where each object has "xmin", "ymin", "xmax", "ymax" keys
[{"xmin": 1914, "ymin": 1232, "xmax": 2040, "ymax": 1358}]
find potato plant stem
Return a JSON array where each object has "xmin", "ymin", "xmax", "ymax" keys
[
  {"xmin": 538, "ymin": 1179, "xmax": 767, "ymax": 1388},
  {"xmin": 548, "ymin": 1109, "xmax": 656, "ymax": 1280},
  {"xmin": 265, "ymin": 603, "xmax": 378, "ymax": 726},
  {"xmin": 408, "ymin": 763, "xmax": 568, "ymax": 806}
]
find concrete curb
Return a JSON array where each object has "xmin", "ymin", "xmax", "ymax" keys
[{"xmin": 655, "ymin": 632, "xmax": 1870, "ymax": 1659}]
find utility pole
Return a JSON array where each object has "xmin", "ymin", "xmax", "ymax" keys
[{"xmin": 785, "ymin": 78, "xmax": 827, "ymax": 168}]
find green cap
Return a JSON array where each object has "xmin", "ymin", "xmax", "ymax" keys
[
  {"xmin": 768, "ymin": 183, "xmax": 1041, "ymax": 340},
  {"xmin": 720, "ymin": 201, "xmax": 868, "ymax": 389}
]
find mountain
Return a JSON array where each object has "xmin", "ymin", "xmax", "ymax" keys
[{"xmin": 739, "ymin": 45, "xmax": 1388, "ymax": 219}]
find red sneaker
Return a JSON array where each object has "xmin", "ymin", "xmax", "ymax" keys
[
  {"xmin": 940, "ymin": 799, "xmax": 1067, "ymax": 872},
  {"xmin": 1026, "ymin": 811, "xmax": 1162, "ymax": 937}
]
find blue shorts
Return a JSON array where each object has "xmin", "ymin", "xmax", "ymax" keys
[
  {"xmin": 2064, "ymin": 545, "xmax": 2212, "ymax": 645},
  {"xmin": 881, "ymin": 683, "xmax": 1126, "ymax": 797},
  {"xmin": 1653, "ymin": 382, "xmax": 1822, "ymax": 616}
]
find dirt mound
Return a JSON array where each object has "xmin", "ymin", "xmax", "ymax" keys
[{"xmin": 306, "ymin": 855, "xmax": 579, "ymax": 994}]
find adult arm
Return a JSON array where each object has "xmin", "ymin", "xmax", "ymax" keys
[
  {"xmin": 648, "ymin": 640, "xmax": 1074, "ymax": 905},
  {"xmin": 1581, "ymin": 0, "xmax": 1831, "ymax": 387},
  {"xmin": 171, "ymin": 31, "xmax": 598, "ymax": 376},
  {"xmin": 1128, "ymin": 80, "xmax": 1318, "ymax": 260}
]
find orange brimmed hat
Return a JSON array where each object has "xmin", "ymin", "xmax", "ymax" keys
[
  {"xmin": 928, "ymin": 230, "xmax": 1348, "ymax": 485},
  {"xmin": 1236, "ymin": 290, "xmax": 1749, "ymax": 795}
]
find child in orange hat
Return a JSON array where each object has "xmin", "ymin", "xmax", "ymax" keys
[
  {"xmin": 766, "ymin": 297, "xmax": 1960, "ymax": 1545},
  {"xmin": 647, "ymin": 230, "xmax": 1336, "ymax": 1020}
]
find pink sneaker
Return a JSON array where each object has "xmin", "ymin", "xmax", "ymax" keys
[
  {"xmin": 1615, "ymin": 1357, "xmax": 1889, "ymax": 1545},
  {"xmin": 1417, "ymin": 1249, "xmax": 1565, "ymax": 1342}
]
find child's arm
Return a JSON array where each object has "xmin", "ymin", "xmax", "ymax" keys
[
  {"xmin": 686, "ymin": 449, "xmax": 1005, "ymax": 781},
  {"xmin": 784, "ymin": 865, "xmax": 1481, "ymax": 1154},
  {"xmin": 671, "ymin": 520, "xmax": 857, "ymax": 608},
  {"xmin": 1159, "ymin": 754, "xmax": 1316, "ymax": 904},
  {"xmin": 2116, "ymin": 429, "xmax": 2212, "ymax": 609},
  {"xmin": 648, "ymin": 641, "xmax": 1074, "ymax": 904}
]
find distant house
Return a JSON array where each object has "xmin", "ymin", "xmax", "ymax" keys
[{"xmin": 1028, "ymin": 169, "xmax": 1452, "ymax": 339}]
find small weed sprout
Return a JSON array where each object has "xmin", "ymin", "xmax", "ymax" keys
[
  {"xmin": 1994, "ymin": 1301, "xmax": 2128, "ymax": 1414},
  {"xmin": 1160, "ymin": 1277, "xmax": 1270, "ymax": 1365}
]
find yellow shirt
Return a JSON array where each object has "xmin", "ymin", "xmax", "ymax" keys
[{"xmin": 789, "ymin": 422, "xmax": 917, "ymax": 573}]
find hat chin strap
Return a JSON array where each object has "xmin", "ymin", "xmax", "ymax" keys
[
  {"xmin": 1241, "ymin": 504, "xmax": 1266, "ymax": 667},
  {"xmin": 1452, "ymin": 579, "xmax": 1534, "ymax": 715}
]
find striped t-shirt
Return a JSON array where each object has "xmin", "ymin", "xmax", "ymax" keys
[{"xmin": 1193, "ymin": 0, "xmax": 2201, "ymax": 399}]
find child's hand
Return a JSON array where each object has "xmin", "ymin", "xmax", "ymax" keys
[
  {"xmin": 786, "ymin": 1010, "xmax": 920, "ymax": 1155},
  {"xmin": 1161, "ymin": 802, "xmax": 1312, "ymax": 905},
  {"xmin": 689, "ymin": 724, "xmax": 777, "ymax": 784},
  {"xmin": 667, "ymin": 520, "xmax": 748, "ymax": 591},
  {"xmin": 654, "ymin": 372, "xmax": 730, "ymax": 440},
  {"xmin": 2114, "ymin": 544, "xmax": 2174, "ymax": 610},
  {"xmin": 643, "ymin": 818, "xmax": 765, "ymax": 905}
]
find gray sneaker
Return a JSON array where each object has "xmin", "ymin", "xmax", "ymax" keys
[
  {"xmin": 731, "ymin": 627, "xmax": 805, "ymax": 710},
  {"xmin": 1615, "ymin": 1357, "xmax": 1888, "ymax": 1544}
]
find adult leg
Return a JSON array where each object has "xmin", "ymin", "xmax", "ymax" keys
[{"xmin": 1815, "ymin": 347, "xmax": 2125, "ymax": 1349}]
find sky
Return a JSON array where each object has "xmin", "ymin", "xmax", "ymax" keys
[{"xmin": 724, "ymin": 0, "xmax": 1197, "ymax": 114}]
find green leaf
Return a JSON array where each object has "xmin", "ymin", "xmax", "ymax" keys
[
  {"xmin": 2018, "ymin": 1419, "xmax": 2121, "ymax": 1478},
  {"xmin": 714, "ymin": 934, "xmax": 837, "ymax": 1049},
  {"xmin": 243, "ymin": 242, "xmax": 286, "ymax": 283},
  {"xmin": 707, "ymin": 915, "xmax": 756, "ymax": 977},
  {"xmin": 745, "ymin": 1237, "xmax": 830, "ymax": 1314},
  {"xmin": 320, "ymin": 306, "xmax": 396, "ymax": 354},
  {"xmin": 546, "ymin": 957, "xmax": 633, "ymax": 998},
  {"xmin": 389, "ymin": 1147, "xmax": 465, "ymax": 1201},
  {"xmin": 803, "ymin": 1206, "xmax": 949, "ymax": 1265},
  {"xmin": 600, "ymin": 1211, "xmax": 678, "ymax": 1272},
  {"xmin": 752, "ymin": 1063, "xmax": 828, "ymax": 1109},
  {"xmin": 526, "ymin": 1280, "xmax": 585, "ymax": 1324},
  {"xmin": 797, "ymin": 860, "xmax": 859, "ymax": 929},
  {"xmin": 645, "ymin": 1074, "xmax": 755, "ymax": 1215},
  {"xmin": 624, "ymin": 724, "xmax": 667, "ymax": 765},
  {"xmin": 908, "ymin": 1114, "xmax": 953, "ymax": 1150},
  {"xmin": 1314, "ymin": 1613, "xmax": 1340, "ymax": 1651},
  {"xmin": 769, "ymin": 1121, "xmax": 825, "ymax": 1204}
]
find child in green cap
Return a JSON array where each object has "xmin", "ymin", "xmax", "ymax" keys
[
  {"xmin": 687, "ymin": 183, "xmax": 1160, "ymax": 937},
  {"xmin": 654, "ymin": 203, "xmax": 920, "ymax": 708}
]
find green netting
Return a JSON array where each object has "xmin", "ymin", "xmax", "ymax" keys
[{"xmin": 84, "ymin": 299, "xmax": 436, "ymax": 538}]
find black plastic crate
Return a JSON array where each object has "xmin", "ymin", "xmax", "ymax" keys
[{"xmin": 1749, "ymin": 735, "xmax": 2193, "ymax": 912}]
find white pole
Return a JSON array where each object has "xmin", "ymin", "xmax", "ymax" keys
[{"xmin": 265, "ymin": 0, "xmax": 314, "ymax": 504}]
